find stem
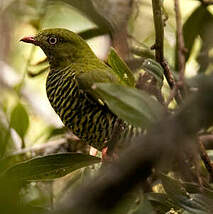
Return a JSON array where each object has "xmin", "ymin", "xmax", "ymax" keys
[
  {"xmin": 152, "ymin": 0, "xmax": 182, "ymax": 104},
  {"xmin": 199, "ymin": 138, "xmax": 213, "ymax": 181},
  {"xmin": 174, "ymin": 0, "xmax": 186, "ymax": 85}
]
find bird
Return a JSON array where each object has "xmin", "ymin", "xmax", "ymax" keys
[{"xmin": 20, "ymin": 28, "xmax": 134, "ymax": 151}]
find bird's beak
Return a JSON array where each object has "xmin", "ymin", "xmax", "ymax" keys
[{"xmin": 20, "ymin": 36, "xmax": 37, "ymax": 45}]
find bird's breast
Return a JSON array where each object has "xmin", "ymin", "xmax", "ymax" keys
[{"xmin": 46, "ymin": 71, "xmax": 117, "ymax": 150}]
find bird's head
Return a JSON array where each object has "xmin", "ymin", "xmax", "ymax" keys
[{"xmin": 20, "ymin": 28, "xmax": 94, "ymax": 68}]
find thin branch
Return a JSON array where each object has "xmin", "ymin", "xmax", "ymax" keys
[
  {"xmin": 151, "ymin": 0, "xmax": 182, "ymax": 104},
  {"xmin": 174, "ymin": 0, "xmax": 186, "ymax": 86},
  {"xmin": 11, "ymin": 134, "xmax": 79, "ymax": 156},
  {"xmin": 151, "ymin": 0, "xmax": 164, "ymax": 62},
  {"xmin": 198, "ymin": 138, "xmax": 213, "ymax": 181},
  {"xmin": 199, "ymin": 134, "xmax": 213, "ymax": 149}
]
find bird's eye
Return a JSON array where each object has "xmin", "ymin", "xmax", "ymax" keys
[{"xmin": 48, "ymin": 37, "xmax": 58, "ymax": 45}]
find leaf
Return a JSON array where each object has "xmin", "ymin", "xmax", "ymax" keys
[
  {"xmin": 197, "ymin": 9, "xmax": 213, "ymax": 73},
  {"xmin": 78, "ymin": 27, "xmax": 109, "ymax": 40},
  {"xmin": 141, "ymin": 58, "xmax": 164, "ymax": 88},
  {"xmin": 5, "ymin": 153, "xmax": 101, "ymax": 181},
  {"xmin": 182, "ymin": 5, "xmax": 209, "ymax": 62},
  {"xmin": 160, "ymin": 174, "xmax": 213, "ymax": 214},
  {"xmin": 93, "ymin": 83, "xmax": 165, "ymax": 128},
  {"xmin": 108, "ymin": 48, "xmax": 135, "ymax": 87},
  {"xmin": 63, "ymin": 0, "xmax": 112, "ymax": 31},
  {"xmin": 133, "ymin": 196, "xmax": 155, "ymax": 214},
  {"xmin": 10, "ymin": 103, "xmax": 29, "ymax": 139},
  {"xmin": 146, "ymin": 193, "xmax": 179, "ymax": 211}
]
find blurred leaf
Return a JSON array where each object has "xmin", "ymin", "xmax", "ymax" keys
[
  {"xmin": 93, "ymin": 83, "xmax": 165, "ymax": 127},
  {"xmin": 63, "ymin": 0, "xmax": 133, "ymax": 33},
  {"xmin": 78, "ymin": 27, "xmax": 109, "ymax": 40},
  {"xmin": 160, "ymin": 173, "xmax": 188, "ymax": 198},
  {"xmin": 160, "ymin": 174, "xmax": 213, "ymax": 213},
  {"xmin": 4, "ymin": 153, "xmax": 100, "ymax": 181},
  {"xmin": 10, "ymin": 103, "xmax": 29, "ymax": 139},
  {"xmin": 146, "ymin": 193, "xmax": 178, "ymax": 214},
  {"xmin": 0, "ymin": 119, "xmax": 10, "ymax": 158},
  {"xmin": 133, "ymin": 196, "xmax": 155, "ymax": 214},
  {"xmin": 108, "ymin": 48, "xmax": 135, "ymax": 87},
  {"xmin": 47, "ymin": 127, "xmax": 67, "ymax": 139},
  {"xmin": 182, "ymin": 5, "xmax": 210, "ymax": 63},
  {"xmin": 197, "ymin": 9, "xmax": 213, "ymax": 73},
  {"xmin": 141, "ymin": 58, "xmax": 164, "ymax": 88},
  {"xmin": 111, "ymin": 189, "xmax": 143, "ymax": 214},
  {"xmin": 62, "ymin": 0, "xmax": 112, "ymax": 32}
]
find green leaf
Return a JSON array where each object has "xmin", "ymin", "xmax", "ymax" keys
[
  {"xmin": 141, "ymin": 58, "xmax": 164, "ymax": 88},
  {"xmin": 108, "ymin": 48, "xmax": 135, "ymax": 87},
  {"xmin": 4, "ymin": 153, "xmax": 101, "ymax": 181},
  {"xmin": 10, "ymin": 103, "xmax": 29, "ymax": 139},
  {"xmin": 182, "ymin": 5, "xmax": 209, "ymax": 62},
  {"xmin": 133, "ymin": 196, "xmax": 155, "ymax": 214},
  {"xmin": 93, "ymin": 83, "xmax": 165, "ymax": 128},
  {"xmin": 160, "ymin": 174, "xmax": 213, "ymax": 213},
  {"xmin": 146, "ymin": 192, "xmax": 179, "ymax": 211}
]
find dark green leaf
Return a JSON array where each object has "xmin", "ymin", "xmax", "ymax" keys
[
  {"xmin": 146, "ymin": 192, "xmax": 179, "ymax": 211},
  {"xmin": 5, "ymin": 153, "xmax": 101, "ymax": 181},
  {"xmin": 197, "ymin": 9, "xmax": 213, "ymax": 73},
  {"xmin": 93, "ymin": 83, "xmax": 165, "ymax": 127},
  {"xmin": 160, "ymin": 174, "xmax": 213, "ymax": 213},
  {"xmin": 10, "ymin": 103, "xmax": 29, "ymax": 139},
  {"xmin": 108, "ymin": 48, "xmax": 135, "ymax": 87},
  {"xmin": 133, "ymin": 196, "xmax": 155, "ymax": 214},
  {"xmin": 182, "ymin": 5, "xmax": 209, "ymax": 63},
  {"xmin": 141, "ymin": 58, "xmax": 164, "ymax": 87}
]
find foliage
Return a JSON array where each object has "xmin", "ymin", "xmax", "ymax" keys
[{"xmin": 0, "ymin": 0, "xmax": 213, "ymax": 214}]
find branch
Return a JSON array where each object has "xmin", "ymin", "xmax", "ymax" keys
[
  {"xmin": 174, "ymin": 0, "xmax": 186, "ymax": 91},
  {"xmin": 151, "ymin": 0, "xmax": 182, "ymax": 104},
  {"xmin": 198, "ymin": 138, "xmax": 213, "ymax": 181}
]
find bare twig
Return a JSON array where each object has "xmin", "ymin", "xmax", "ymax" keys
[
  {"xmin": 11, "ymin": 134, "xmax": 79, "ymax": 156},
  {"xmin": 174, "ymin": 0, "xmax": 186, "ymax": 87},
  {"xmin": 199, "ymin": 134, "xmax": 213, "ymax": 149},
  {"xmin": 198, "ymin": 138, "xmax": 213, "ymax": 181},
  {"xmin": 151, "ymin": 0, "xmax": 182, "ymax": 104}
]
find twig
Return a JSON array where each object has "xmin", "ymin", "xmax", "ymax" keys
[
  {"xmin": 199, "ymin": 134, "xmax": 213, "ymax": 149},
  {"xmin": 151, "ymin": 0, "xmax": 182, "ymax": 104},
  {"xmin": 174, "ymin": 0, "xmax": 186, "ymax": 88},
  {"xmin": 161, "ymin": 59, "xmax": 182, "ymax": 104},
  {"xmin": 11, "ymin": 135, "xmax": 79, "ymax": 156},
  {"xmin": 151, "ymin": 0, "xmax": 164, "ymax": 62},
  {"xmin": 198, "ymin": 138, "xmax": 213, "ymax": 181}
]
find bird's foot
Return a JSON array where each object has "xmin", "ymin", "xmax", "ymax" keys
[{"xmin": 101, "ymin": 147, "xmax": 118, "ymax": 162}]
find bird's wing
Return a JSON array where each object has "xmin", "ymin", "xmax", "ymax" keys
[{"xmin": 76, "ymin": 66, "xmax": 120, "ymax": 103}]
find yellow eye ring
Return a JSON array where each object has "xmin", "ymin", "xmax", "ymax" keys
[{"xmin": 48, "ymin": 37, "xmax": 57, "ymax": 45}]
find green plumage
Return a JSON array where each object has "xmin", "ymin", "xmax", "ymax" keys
[{"xmin": 21, "ymin": 28, "xmax": 132, "ymax": 150}]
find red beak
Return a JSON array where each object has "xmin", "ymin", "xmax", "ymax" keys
[{"xmin": 20, "ymin": 36, "xmax": 37, "ymax": 45}]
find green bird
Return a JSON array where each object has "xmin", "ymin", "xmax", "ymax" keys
[{"xmin": 21, "ymin": 28, "xmax": 133, "ymax": 151}]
